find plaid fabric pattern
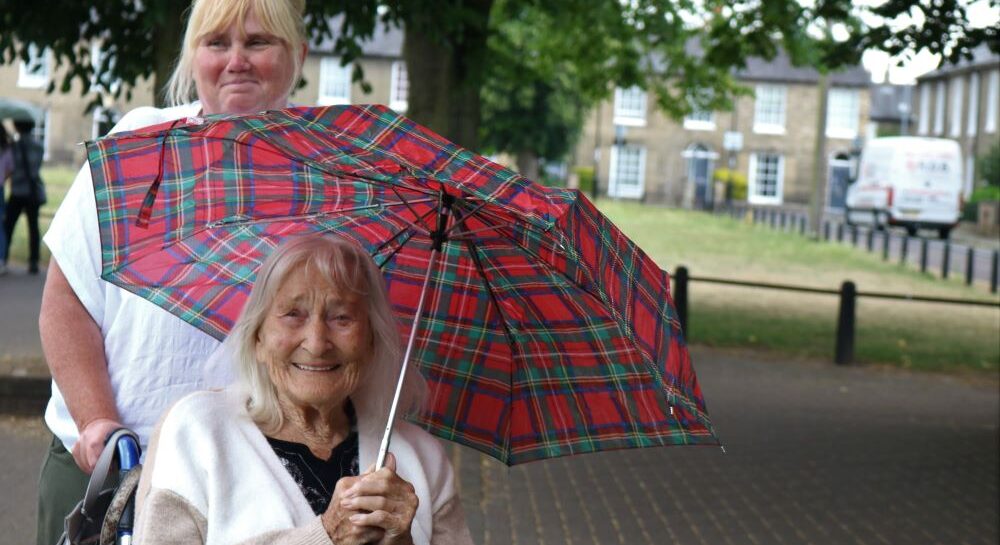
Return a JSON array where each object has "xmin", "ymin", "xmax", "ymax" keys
[{"xmin": 88, "ymin": 105, "xmax": 718, "ymax": 465}]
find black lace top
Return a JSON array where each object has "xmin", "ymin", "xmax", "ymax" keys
[{"xmin": 266, "ymin": 402, "xmax": 360, "ymax": 515}]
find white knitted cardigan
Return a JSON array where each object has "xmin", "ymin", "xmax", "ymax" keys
[{"xmin": 134, "ymin": 389, "xmax": 473, "ymax": 545}]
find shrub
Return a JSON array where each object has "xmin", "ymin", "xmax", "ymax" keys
[
  {"xmin": 574, "ymin": 166, "xmax": 595, "ymax": 194},
  {"xmin": 713, "ymin": 168, "xmax": 747, "ymax": 200}
]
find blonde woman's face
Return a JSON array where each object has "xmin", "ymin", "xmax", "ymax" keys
[
  {"xmin": 255, "ymin": 267, "xmax": 372, "ymax": 413},
  {"xmin": 193, "ymin": 9, "xmax": 297, "ymax": 115}
]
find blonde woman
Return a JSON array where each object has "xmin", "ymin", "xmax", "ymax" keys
[{"xmin": 37, "ymin": 1, "xmax": 311, "ymax": 543}]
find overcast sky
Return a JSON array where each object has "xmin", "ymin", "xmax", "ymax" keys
[{"xmin": 860, "ymin": 0, "xmax": 999, "ymax": 84}]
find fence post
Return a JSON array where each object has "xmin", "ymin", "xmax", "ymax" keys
[
  {"xmin": 866, "ymin": 229, "xmax": 874, "ymax": 252},
  {"xmin": 992, "ymin": 250, "xmax": 999, "ymax": 294},
  {"xmin": 824, "ymin": 221, "xmax": 831, "ymax": 241},
  {"xmin": 920, "ymin": 238, "xmax": 929, "ymax": 273},
  {"xmin": 851, "ymin": 226, "xmax": 858, "ymax": 247},
  {"xmin": 835, "ymin": 281, "xmax": 856, "ymax": 365},
  {"xmin": 837, "ymin": 223, "xmax": 844, "ymax": 242},
  {"xmin": 674, "ymin": 266, "xmax": 689, "ymax": 335},
  {"xmin": 882, "ymin": 232, "xmax": 890, "ymax": 261},
  {"xmin": 942, "ymin": 242, "xmax": 951, "ymax": 279},
  {"xmin": 965, "ymin": 247, "xmax": 975, "ymax": 286},
  {"xmin": 900, "ymin": 236, "xmax": 909, "ymax": 265},
  {"xmin": 780, "ymin": 212, "xmax": 786, "ymax": 230},
  {"xmin": 800, "ymin": 215, "xmax": 806, "ymax": 235}
]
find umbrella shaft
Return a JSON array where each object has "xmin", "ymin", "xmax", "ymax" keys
[{"xmin": 376, "ymin": 197, "xmax": 452, "ymax": 469}]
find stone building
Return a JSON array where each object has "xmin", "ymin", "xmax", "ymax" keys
[
  {"xmin": 575, "ymin": 52, "xmax": 871, "ymax": 210},
  {"xmin": 913, "ymin": 45, "xmax": 1000, "ymax": 194}
]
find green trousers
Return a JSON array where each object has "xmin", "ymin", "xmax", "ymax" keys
[{"xmin": 36, "ymin": 434, "xmax": 89, "ymax": 545}]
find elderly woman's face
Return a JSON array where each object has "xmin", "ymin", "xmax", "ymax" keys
[
  {"xmin": 193, "ymin": 9, "xmax": 297, "ymax": 115},
  {"xmin": 256, "ymin": 266, "xmax": 372, "ymax": 411}
]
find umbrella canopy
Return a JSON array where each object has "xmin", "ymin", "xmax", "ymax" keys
[
  {"xmin": 87, "ymin": 105, "xmax": 718, "ymax": 465},
  {"xmin": 0, "ymin": 97, "xmax": 43, "ymax": 122}
]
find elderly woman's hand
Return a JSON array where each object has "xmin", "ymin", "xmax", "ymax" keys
[
  {"xmin": 322, "ymin": 474, "xmax": 385, "ymax": 545},
  {"xmin": 339, "ymin": 453, "xmax": 418, "ymax": 545}
]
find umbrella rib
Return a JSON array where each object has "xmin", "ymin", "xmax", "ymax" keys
[
  {"xmin": 460, "ymin": 238, "xmax": 520, "ymax": 461},
  {"xmin": 390, "ymin": 185, "xmax": 436, "ymax": 234}
]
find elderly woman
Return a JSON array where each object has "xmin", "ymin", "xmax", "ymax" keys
[
  {"xmin": 36, "ymin": 0, "xmax": 311, "ymax": 542},
  {"xmin": 134, "ymin": 235, "xmax": 474, "ymax": 545}
]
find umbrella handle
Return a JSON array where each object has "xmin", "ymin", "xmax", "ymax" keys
[{"xmin": 375, "ymin": 194, "xmax": 452, "ymax": 469}]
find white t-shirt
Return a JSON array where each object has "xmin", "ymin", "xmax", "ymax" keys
[{"xmin": 43, "ymin": 103, "xmax": 235, "ymax": 452}]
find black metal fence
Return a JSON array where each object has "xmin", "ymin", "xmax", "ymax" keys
[
  {"xmin": 672, "ymin": 266, "xmax": 1000, "ymax": 365},
  {"xmin": 718, "ymin": 204, "xmax": 1000, "ymax": 294}
]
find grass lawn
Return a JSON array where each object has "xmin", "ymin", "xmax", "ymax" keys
[{"xmin": 597, "ymin": 199, "xmax": 999, "ymax": 375}]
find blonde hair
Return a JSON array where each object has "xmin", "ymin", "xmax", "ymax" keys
[
  {"xmin": 226, "ymin": 234, "xmax": 427, "ymax": 436},
  {"xmin": 166, "ymin": 0, "xmax": 307, "ymax": 107}
]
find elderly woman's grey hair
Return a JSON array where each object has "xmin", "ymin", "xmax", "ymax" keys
[
  {"xmin": 226, "ymin": 234, "xmax": 427, "ymax": 437},
  {"xmin": 166, "ymin": 0, "xmax": 307, "ymax": 107}
]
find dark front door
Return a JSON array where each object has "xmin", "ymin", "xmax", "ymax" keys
[{"xmin": 827, "ymin": 158, "xmax": 850, "ymax": 210}]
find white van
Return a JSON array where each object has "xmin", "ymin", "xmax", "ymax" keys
[{"xmin": 845, "ymin": 137, "xmax": 963, "ymax": 239}]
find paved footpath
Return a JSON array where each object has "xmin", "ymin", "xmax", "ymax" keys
[{"xmin": 2, "ymin": 343, "xmax": 997, "ymax": 545}]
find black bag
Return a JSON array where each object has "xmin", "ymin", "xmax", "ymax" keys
[
  {"xmin": 15, "ymin": 139, "xmax": 46, "ymax": 205},
  {"xmin": 56, "ymin": 429, "xmax": 142, "ymax": 545}
]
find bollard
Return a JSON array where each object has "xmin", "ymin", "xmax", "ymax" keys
[
  {"xmin": 674, "ymin": 266, "xmax": 689, "ymax": 336},
  {"xmin": 991, "ymin": 250, "xmax": 999, "ymax": 294},
  {"xmin": 900, "ymin": 236, "xmax": 909, "ymax": 265},
  {"xmin": 920, "ymin": 238, "xmax": 929, "ymax": 273},
  {"xmin": 824, "ymin": 221, "xmax": 831, "ymax": 241},
  {"xmin": 835, "ymin": 281, "xmax": 856, "ymax": 365},
  {"xmin": 837, "ymin": 223, "xmax": 844, "ymax": 242},
  {"xmin": 882, "ymin": 231, "xmax": 890, "ymax": 261},
  {"xmin": 942, "ymin": 242, "xmax": 951, "ymax": 279},
  {"xmin": 965, "ymin": 247, "xmax": 975, "ymax": 286}
]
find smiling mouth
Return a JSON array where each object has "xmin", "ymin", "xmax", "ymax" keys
[{"xmin": 292, "ymin": 363, "xmax": 343, "ymax": 372}]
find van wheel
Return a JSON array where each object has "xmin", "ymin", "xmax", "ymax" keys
[
  {"xmin": 938, "ymin": 227, "xmax": 952, "ymax": 240},
  {"xmin": 874, "ymin": 212, "xmax": 887, "ymax": 231}
]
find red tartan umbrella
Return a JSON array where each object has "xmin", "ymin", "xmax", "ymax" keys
[{"xmin": 88, "ymin": 105, "xmax": 718, "ymax": 465}]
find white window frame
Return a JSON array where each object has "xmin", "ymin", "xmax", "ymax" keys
[
  {"xmin": 607, "ymin": 144, "xmax": 646, "ymax": 199},
  {"xmin": 986, "ymin": 70, "xmax": 999, "ymax": 134},
  {"xmin": 753, "ymin": 85, "xmax": 787, "ymax": 135},
  {"xmin": 747, "ymin": 152, "xmax": 784, "ymax": 205},
  {"xmin": 933, "ymin": 80, "xmax": 946, "ymax": 135},
  {"xmin": 966, "ymin": 73, "xmax": 979, "ymax": 137},
  {"xmin": 684, "ymin": 109, "xmax": 716, "ymax": 131},
  {"xmin": 389, "ymin": 61, "xmax": 409, "ymax": 112},
  {"xmin": 318, "ymin": 57, "xmax": 352, "ymax": 105},
  {"xmin": 17, "ymin": 45, "xmax": 50, "ymax": 89},
  {"xmin": 826, "ymin": 88, "xmax": 861, "ymax": 139},
  {"xmin": 918, "ymin": 83, "xmax": 930, "ymax": 135},
  {"xmin": 613, "ymin": 87, "xmax": 647, "ymax": 127},
  {"xmin": 949, "ymin": 77, "xmax": 964, "ymax": 137}
]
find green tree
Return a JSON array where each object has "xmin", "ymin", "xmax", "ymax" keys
[{"xmin": 1, "ymin": 0, "xmax": 996, "ymax": 152}]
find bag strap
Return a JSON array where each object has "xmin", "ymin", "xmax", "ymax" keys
[
  {"xmin": 98, "ymin": 465, "xmax": 143, "ymax": 545},
  {"xmin": 79, "ymin": 428, "xmax": 141, "ymax": 521}
]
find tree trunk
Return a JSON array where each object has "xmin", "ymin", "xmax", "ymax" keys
[
  {"xmin": 402, "ymin": 0, "xmax": 493, "ymax": 151},
  {"xmin": 809, "ymin": 73, "xmax": 830, "ymax": 239},
  {"xmin": 151, "ymin": 1, "xmax": 189, "ymax": 107},
  {"xmin": 516, "ymin": 150, "xmax": 540, "ymax": 181}
]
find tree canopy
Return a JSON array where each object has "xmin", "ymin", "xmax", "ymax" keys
[{"xmin": 1, "ymin": 0, "xmax": 996, "ymax": 153}]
